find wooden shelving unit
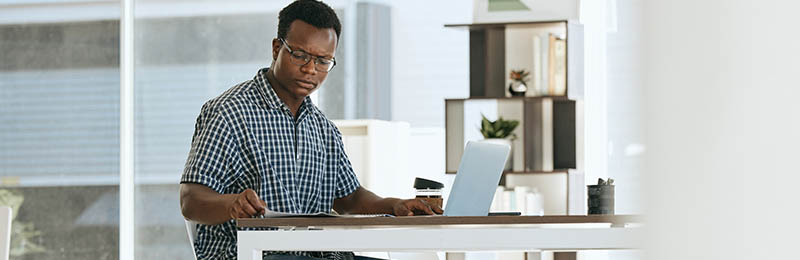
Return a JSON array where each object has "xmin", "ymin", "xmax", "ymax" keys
[{"xmin": 444, "ymin": 20, "xmax": 585, "ymax": 216}]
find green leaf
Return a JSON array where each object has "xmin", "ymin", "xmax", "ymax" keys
[{"xmin": 479, "ymin": 114, "xmax": 519, "ymax": 139}]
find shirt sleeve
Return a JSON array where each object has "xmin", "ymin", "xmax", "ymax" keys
[
  {"xmin": 332, "ymin": 125, "xmax": 361, "ymax": 198},
  {"xmin": 180, "ymin": 108, "xmax": 241, "ymax": 193}
]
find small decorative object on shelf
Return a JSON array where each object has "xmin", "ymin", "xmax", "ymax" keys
[
  {"xmin": 479, "ymin": 114, "xmax": 519, "ymax": 171},
  {"xmin": 587, "ymin": 178, "xmax": 615, "ymax": 215},
  {"xmin": 508, "ymin": 69, "xmax": 530, "ymax": 97}
]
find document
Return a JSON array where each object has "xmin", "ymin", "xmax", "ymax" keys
[{"xmin": 262, "ymin": 209, "xmax": 394, "ymax": 218}]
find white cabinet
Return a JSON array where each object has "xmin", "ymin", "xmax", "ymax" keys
[{"xmin": 333, "ymin": 120, "xmax": 411, "ymax": 198}]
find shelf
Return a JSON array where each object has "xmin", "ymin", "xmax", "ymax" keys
[
  {"xmin": 445, "ymin": 96, "xmax": 573, "ymax": 102},
  {"xmin": 444, "ymin": 20, "xmax": 569, "ymax": 29},
  {"xmin": 504, "ymin": 169, "xmax": 571, "ymax": 175},
  {"xmin": 445, "ymin": 169, "xmax": 572, "ymax": 175}
]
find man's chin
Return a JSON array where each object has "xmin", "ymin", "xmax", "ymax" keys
[{"xmin": 291, "ymin": 87, "xmax": 314, "ymax": 98}]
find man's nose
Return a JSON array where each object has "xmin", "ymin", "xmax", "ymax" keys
[{"xmin": 299, "ymin": 60, "xmax": 317, "ymax": 75}]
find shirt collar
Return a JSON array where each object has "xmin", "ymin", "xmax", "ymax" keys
[{"xmin": 254, "ymin": 67, "xmax": 317, "ymax": 117}]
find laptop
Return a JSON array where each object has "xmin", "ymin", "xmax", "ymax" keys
[{"xmin": 443, "ymin": 141, "xmax": 511, "ymax": 216}]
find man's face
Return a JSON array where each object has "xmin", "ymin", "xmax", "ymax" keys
[{"xmin": 270, "ymin": 20, "xmax": 337, "ymax": 100}]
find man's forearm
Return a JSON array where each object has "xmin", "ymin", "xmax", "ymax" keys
[
  {"xmin": 180, "ymin": 183, "xmax": 236, "ymax": 225},
  {"xmin": 334, "ymin": 187, "xmax": 399, "ymax": 214}
]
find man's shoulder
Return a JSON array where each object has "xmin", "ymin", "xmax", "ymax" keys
[{"xmin": 199, "ymin": 80, "xmax": 259, "ymax": 119}]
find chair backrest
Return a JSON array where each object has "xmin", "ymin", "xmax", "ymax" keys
[
  {"xmin": 0, "ymin": 206, "xmax": 12, "ymax": 260},
  {"xmin": 184, "ymin": 219, "xmax": 198, "ymax": 259}
]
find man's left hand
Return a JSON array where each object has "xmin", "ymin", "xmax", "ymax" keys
[{"xmin": 392, "ymin": 199, "xmax": 444, "ymax": 216}]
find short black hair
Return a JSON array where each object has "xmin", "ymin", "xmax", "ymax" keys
[{"xmin": 278, "ymin": 0, "xmax": 341, "ymax": 41}]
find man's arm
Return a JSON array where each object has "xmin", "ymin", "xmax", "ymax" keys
[
  {"xmin": 333, "ymin": 186, "xmax": 443, "ymax": 216},
  {"xmin": 180, "ymin": 183, "xmax": 266, "ymax": 225}
]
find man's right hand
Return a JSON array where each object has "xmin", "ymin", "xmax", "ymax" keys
[{"xmin": 228, "ymin": 189, "xmax": 267, "ymax": 219}]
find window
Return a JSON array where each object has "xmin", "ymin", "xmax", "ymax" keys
[{"xmin": 0, "ymin": 19, "xmax": 121, "ymax": 259}]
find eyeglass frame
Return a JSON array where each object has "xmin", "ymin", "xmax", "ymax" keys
[{"xmin": 278, "ymin": 38, "xmax": 337, "ymax": 72}]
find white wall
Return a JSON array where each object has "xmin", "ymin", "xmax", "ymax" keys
[
  {"xmin": 390, "ymin": 0, "xmax": 471, "ymax": 128},
  {"xmin": 386, "ymin": 0, "xmax": 471, "ymax": 203},
  {"xmin": 643, "ymin": 1, "xmax": 800, "ymax": 259}
]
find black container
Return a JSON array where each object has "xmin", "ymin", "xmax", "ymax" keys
[
  {"xmin": 587, "ymin": 185, "xmax": 614, "ymax": 215},
  {"xmin": 414, "ymin": 178, "xmax": 444, "ymax": 209}
]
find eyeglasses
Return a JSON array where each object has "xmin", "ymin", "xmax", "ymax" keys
[{"xmin": 279, "ymin": 38, "xmax": 337, "ymax": 72}]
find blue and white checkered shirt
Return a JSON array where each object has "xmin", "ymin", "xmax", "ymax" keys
[{"xmin": 181, "ymin": 68, "xmax": 361, "ymax": 260}]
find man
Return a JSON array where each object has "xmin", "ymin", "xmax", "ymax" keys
[{"xmin": 179, "ymin": 1, "xmax": 442, "ymax": 259}]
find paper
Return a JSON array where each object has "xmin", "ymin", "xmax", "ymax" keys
[{"xmin": 262, "ymin": 209, "xmax": 393, "ymax": 218}]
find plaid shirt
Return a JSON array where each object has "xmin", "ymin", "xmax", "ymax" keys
[{"xmin": 181, "ymin": 68, "xmax": 361, "ymax": 260}]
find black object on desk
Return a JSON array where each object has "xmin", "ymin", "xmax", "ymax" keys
[{"xmin": 488, "ymin": 212, "xmax": 521, "ymax": 216}]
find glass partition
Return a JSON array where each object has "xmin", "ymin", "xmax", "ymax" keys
[{"xmin": 0, "ymin": 12, "xmax": 121, "ymax": 260}]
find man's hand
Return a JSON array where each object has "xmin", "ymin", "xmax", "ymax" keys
[
  {"xmin": 392, "ymin": 199, "xmax": 444, "ymax": 216},
  {"xmin": 333, "ymin": 187, "xmax": 444, "ymax": 216},
  {"xmin": 227, "ymin": 189, "xmax": 267, "ymax": 219}
]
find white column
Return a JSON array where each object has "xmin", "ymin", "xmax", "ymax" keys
[
  {"xmin": 579, "ymin": 2, "xmax": 611, "ymax": 260},
  {"xmin": 581, "ymin": 0, "xmax": 610, "ymax": 182},
  {"xmin": 119, "ymin": 0, "xmax": 135, "ymax": 259}
]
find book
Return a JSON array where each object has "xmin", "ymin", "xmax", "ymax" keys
[
  {"xmin": 540, "ymin": 34, "xmax": 567, "ymax": 96},
  {"xmin": 531, "ymin": 34, "xmax": 543, "ymax": 97},
  {"xmin": 540, "ymin": 32, "xmax": 550, "ymax": 95},
  {"xmin": 551, "ymin": 36, "xmax": 567, "ymax": 96}
]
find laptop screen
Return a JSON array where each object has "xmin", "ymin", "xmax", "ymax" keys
[{"xmin": 443, "ymin": 141, "xmax": 510, "ymax": 216}]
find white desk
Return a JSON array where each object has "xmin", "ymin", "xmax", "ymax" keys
[{"xmin": 237, "ymin": 215, "xmax": 642, "ymax": 260}]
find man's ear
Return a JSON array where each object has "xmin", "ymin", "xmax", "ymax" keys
[{"xmin": 271, "ymin": 38, "xmax": 282, "ymax": 61}]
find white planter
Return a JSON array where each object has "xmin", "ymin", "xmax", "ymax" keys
[{"xmin": 479, "ymin": 138, "xmax": 513, "ymax": 171}]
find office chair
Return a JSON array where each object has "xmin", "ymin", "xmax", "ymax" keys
[{"xmin": 185, "ymin": 219, "xmax": 198, "ymax": 259}]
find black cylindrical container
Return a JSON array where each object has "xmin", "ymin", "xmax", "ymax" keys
[{"xmin": 587, "ymin": 185, "xmax": 615, "ymax": 215}]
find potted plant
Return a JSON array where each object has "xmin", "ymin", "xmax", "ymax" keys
[
  {"xmin": 0, "ymin": 189, "xmax": 45, "ymax": 257},
  {"xmin": 508, "ymin": 69, "xmax": 530, "ymax": 97},
  {"xmin": 479, "ymin": 114, "xmax": 519, "ymax": 171}
]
